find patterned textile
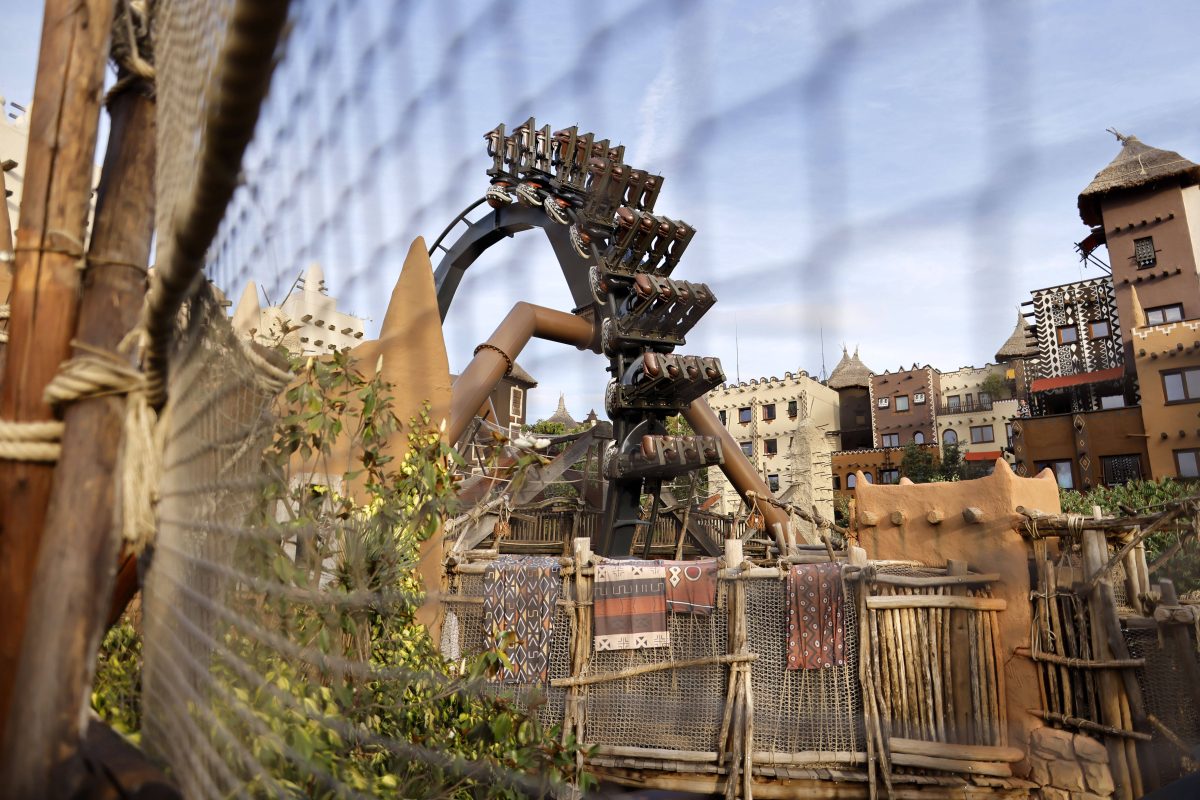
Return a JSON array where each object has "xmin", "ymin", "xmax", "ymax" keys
[
  {"xmin": 786, "ymin": 562, "xmax": 847, "ymax": 669},
  {"xmin": 659, "ymin": 558, "xmax": 717, "ymax": 615},
  {"xmin": 594, "ymin": 560, "xmax": 671, "ymax": 651},
  {"xmin": 483, "ymin": 556, "xmax": 561, "ymax": 683}
]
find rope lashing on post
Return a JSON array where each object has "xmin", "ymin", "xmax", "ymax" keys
[
  {"xmin": 107, "ymin": 0, "xmax": 157, "ymax": 104},
  {"xmin": 41, "ymin": 342, "xmax": 160, "ymax": 554},
  {"xmin": 0, "ymin": 420, "xmax": 65, "ymax": 462}
]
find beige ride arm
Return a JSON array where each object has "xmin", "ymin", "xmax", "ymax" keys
[{"xmin": 683, "ymin": 397, "xmax": 793, "ymax": 553}]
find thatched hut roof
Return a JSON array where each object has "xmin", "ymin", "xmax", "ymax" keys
[
  {"xmin": 545, "ymin": 393, "xmax": 578, "ymax": 428},
  {"xmin": 1078, "ymin": 133, "xmax": 1200, "ymax": 226},
  {"xmin": 995, "ymin": 310, "xmax": 1037, "ymax": 362},
  {"xmin": 508, "ymin": 361, "xmax": 537, "ymax": 386},
  {"xmin": 827, "ymin": 346, "xmax": 873, "ymax": 389}
]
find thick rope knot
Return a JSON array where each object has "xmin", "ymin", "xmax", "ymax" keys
[
  {"xmin": 0, "ymin": 420, "xmax": 65, "ymax": 462},
  {"xmin": 43, "ymin": 352, "xmax": 147, "ymax": 407},
  {"xmin": 42, "ymin": 344, "xmax": 160, "ymax": 553},
  {"xmin": 1066, "ymin": 513, "xmax": 1084, "ymax": 537}
]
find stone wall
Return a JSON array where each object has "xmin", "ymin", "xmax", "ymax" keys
[{"xmin": 1028, "ymin": 726, "xmax": 1114, "ymax": 799}]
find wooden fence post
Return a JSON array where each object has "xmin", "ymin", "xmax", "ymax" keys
[
  {"xmin": 946, "ymin": 559, "xmax": 974, "ymax": 744},
  {"xmin": 566, "ymin": 536, "xmax": 592, "ymax": 777},
  {"xmin": 1082, "ymin": 528, "xmax": 1141, "ymax": 800},
  {"xmin": 0, "ymin": 0, "xmax": 117, "ymax": 735},
  {"xmin": 0, "ymin": 78, "xmax": 155, "ymax": 797}
]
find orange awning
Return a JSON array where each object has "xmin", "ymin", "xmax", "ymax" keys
[
  {"xmin": 964, "ymin": 450, "xmax": 1003, "ymax": 462},
  {"xmin": 1029, "ymin": 366, "xmax": 1124, "ymax": 393}
]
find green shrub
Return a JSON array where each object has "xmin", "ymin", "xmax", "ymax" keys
[
  {"xmin": 1059, "ymin": 479, "xmax": 1200, "ymax": 593},
  {"xmin": 92, "ymin": 620, "xmax": 142, "ymax": 744},
  {"xmin": 92, "ymin": 349, "xmax": 592, "ymax": 798}
]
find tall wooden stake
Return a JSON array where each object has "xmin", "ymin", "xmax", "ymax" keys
[
  {"xmin": 0, "ymin": 81, "xmax": 155, "ymax": 797},
  {"xmin": 0, "ymin": 0, "xmax": 117, "ymax": 730}
]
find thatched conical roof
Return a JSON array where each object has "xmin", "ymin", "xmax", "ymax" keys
[
  {"xmin": 995, "ymin": 310, "xmax": 1037, "ymax": 362},
  {"xmin": 827, "ymin": 346, "xmax": 873, "ymax": 389},
  {"xmin": 508, "ymin": 361, "xmax": 537, "ymax": 386},
  {"xmin": 1078, "ymin": 133, "xmax": 1200, "ymax": 226},
  {"xmin": 545, "ymin": 393, "xmax": 578, "ymax": 428}
]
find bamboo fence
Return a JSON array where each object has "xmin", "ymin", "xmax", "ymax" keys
[{"xmin": 443, "ymin": 539, "xmax": 1024, "ymax": 799}]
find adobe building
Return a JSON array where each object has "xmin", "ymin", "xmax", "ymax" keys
[
  {"xmin": 826, "ymin": 346, "xmax": 873, "ymax": 450},
  {"xmin": 1006, "ymin": 132, "xmax": 1200, "ymax": 489},
  {"xmin": 1129, "ymin": 286, "xmax": 1200, "ymax": 479},
  {"xmin": 704, "ymin": 371, "xmax": 838, "ymax": 530},
  {"xmin": 1, "ymin": 96, "xmax": 30, "ymax": 265},
  {"xmin": 935, "ymin": 363, "xmax": 1020, "ymax": 475},
  {"xmin": 232, "ymin": 263, "xmax": 366, "ymax": 355},
  {"xmin": 1010, "ymin": 275, "xmax": 1148, "ymax": 490},
  {"xmin": 868, "ymin": 364, "xmax": 940, "ymax": 449},
  {"xmin": 831, "ymin": 444, "xmax": 941, "ymax": 497},
  {"xmin": 1078, "ymin": 133, "xmax": 1200, "ymax": 361},
  {"xmin": 1073, "ymin": 133, "xmax": 1200, "ymax": 483}
]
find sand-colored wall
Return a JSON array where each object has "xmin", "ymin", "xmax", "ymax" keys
[
  {"xmin": 705, "ymin": 372, "xmax": 838, "ymax": 522},
  {"xmin": 1131, "ymin": 317, "xmax": 1200, "ymax": 477},
  {"xmin": 936, "ymin": 364, "xmax": 1018, "ymax": 460},
  {"xmin": 853, "ymin": 460, "xmax": 1061, "ymax": 752},
  {"xmin": 1102, "ymin": 185, "xmax": 1200, "ymax": 328}
]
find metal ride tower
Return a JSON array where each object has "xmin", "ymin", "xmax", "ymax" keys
[{"xmin": 432, "ymin": 119, "xmax": 789, "ymax": 557}]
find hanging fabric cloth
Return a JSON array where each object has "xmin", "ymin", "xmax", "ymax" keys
[
  {"xmin": 659, "ymin": 558, "xmax": 718, "ymax": 615},
  {"xmin": 483, "ymin": 555, "xmax": 561, "ymax": 682},
  {"xmin": 786, "ymin": 562, "xmax": 847, "ymax": 669},
  {"xmin": 594, "ymin": 559, "xmax": 671, "ymax": 651}
]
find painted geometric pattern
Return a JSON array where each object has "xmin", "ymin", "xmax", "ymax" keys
[
  {"xmin": 483, "ymin": 556, "xmax": 562, "ymax": 683},
  {"xmin": 1030, "ymin": 277, "xmax": 1122, "ymax": 380},
  {"xmin": 594, "ymin": 561, "xmax": 671, "ymax": 651}
]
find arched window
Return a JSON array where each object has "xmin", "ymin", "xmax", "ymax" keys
[
  {"xmin": 943, "ymin": 429, "xmax": 958, "ymax": 445},
  {"xmin": 914, "ymin": 432, "xmax": 925, "ymax": 444},
  {"xmin": 846, "ymin": 473, "xmax": 857, "ymax": 489},
  {"xmin": 863, "ymin": 472, "xmax": 874, "ymax": 483},
  {"xmin": 832, "ymin": 475, "xmax": 841, "ymax": 490}
]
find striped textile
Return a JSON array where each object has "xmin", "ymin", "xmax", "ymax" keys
[
  {"xmin": 786, "ymin": 562, "xmax": 847, "ymax": 669},
  {"xmin": 659, "ymin": 558, "xmax": 717, "ymax": 615},
  {"xmin": 483, "ymin": 556, "xmax": 562, "ymax": 683},
  {"xmin": 594, "ymin": 560, "xmax": 671, "ymax": 651}
]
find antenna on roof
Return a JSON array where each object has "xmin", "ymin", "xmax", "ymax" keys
[{"xmin": 819, "ymin": 324, "xmax": 827, "ymax": 382}]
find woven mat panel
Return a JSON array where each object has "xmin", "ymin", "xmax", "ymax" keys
[
  {"xmin": 584, "ymin": 593, "xmax": 728, "ymax": 752},
  {"xmin": 745, "ymin": 576, "xmax": 862, "ymax": 758},
  {"xmin": 1126, "ymin": 625, "xmax": 1200, "ymax": 774}
]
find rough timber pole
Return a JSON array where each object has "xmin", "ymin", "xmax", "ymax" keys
[
  {"xmin": 0, "ymin": 0, "xmax": 116, "ymax": 729},
  {"xmin": 1, "ymin": 81, "xmax": 155, "ymax": 797}
]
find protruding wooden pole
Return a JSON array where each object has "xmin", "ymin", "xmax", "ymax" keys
[
  {"xmin": 1, "ymin": 80, "xmax": 155, "ymax": 797},
  {"xmin": 0, "ymin": 0, "xmax": 117, "ymax": 734},
  {"xmin": 946, "ymin": 559, "xmax": 974, "ymax": 744}
]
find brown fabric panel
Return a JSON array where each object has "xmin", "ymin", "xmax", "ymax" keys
[
  {"xmin": 594, "ymin": 577, "xmax": 668, "ymax": 599},
  {"xmin": 593, "ymin": 560, "xmax": 670, "ymax": 651},
  {"xmin": 594, "ymin": 612, "xmax": 670, "ymax": 637},
  {"xmin": 786, "ymin": 562, "xmax": 847, "ymax": 670},
  {"xmin": 593, "ymin": 594, "xmax": 668, "ymax": 618},
  {"xmin": 660, "ymin": 558, "xmax": 717, "ymax": 615}
]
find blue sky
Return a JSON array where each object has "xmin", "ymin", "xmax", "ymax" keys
[{"xmin": 6, "ymin": 0, "xmax": 1200, "ymax": 422}]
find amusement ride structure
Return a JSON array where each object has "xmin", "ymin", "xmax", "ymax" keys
[{"xmin": 429, "ymin": 119, "xmax": 791, "ymax": 556}]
